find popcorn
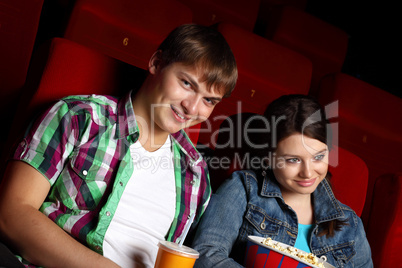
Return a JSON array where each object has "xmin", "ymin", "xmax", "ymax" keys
[{"xmin": 261, "ymin": 237, "xmax": 325, "ymax": 268}]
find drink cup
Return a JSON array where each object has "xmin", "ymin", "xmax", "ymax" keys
[{"xmin": 154, "ymin": 241, "xmax": 199, "ymax": 268}]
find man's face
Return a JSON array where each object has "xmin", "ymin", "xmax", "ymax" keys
[{"xmin": 146, "ymin": 61, "xmax": 224, "ymax": 137}]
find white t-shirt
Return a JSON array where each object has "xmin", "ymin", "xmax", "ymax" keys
[{"xmin": 103, "ymin": 136, "xmax": 176, "ymax": 267}]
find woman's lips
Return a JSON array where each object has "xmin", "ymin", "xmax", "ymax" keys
[{"xmin": 296, "ymin": 178, "xmax": 317, "ymax": 187}]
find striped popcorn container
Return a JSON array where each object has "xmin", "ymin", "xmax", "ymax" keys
[{"xmin": 245, "ymin": 236, "xmax": 331, "ymax": 268}]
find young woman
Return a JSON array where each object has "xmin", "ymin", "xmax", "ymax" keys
[{"xmin": 192, "ymin": 95, "xmax": 373, "ymax": 268}]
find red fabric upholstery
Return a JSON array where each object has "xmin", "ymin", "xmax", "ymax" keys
[
  {"xmin": 176, "ymin": 0, "xmax": 261, "ymax": 31},
  {"xmin": 367, "ymin": 173, "xmax": 402, "ymax": 267},
  {"xmin": 64, "ymin": 0, "xmax": 192, "ymax": 70},
  {"xmin": 328, "ymin": 145, "xmax": 368, "ymax": 217},
  {"xmin": 265, "ymin": 6, "xmax": 348, "ymax": 93},
  {"xmin": 316, "ymin": 73, "xmax": 402, "ymax": 223},
  {"xmin": 0, "ymin": 0, "xmax": 44, "ymax": 154},
  {"xmin": 197, "ymin": 23, "xmax": 312, "ymax": 149},
  {"xmin": 0, "ymin": 0, "xmax": 44, "ymax": 91}
]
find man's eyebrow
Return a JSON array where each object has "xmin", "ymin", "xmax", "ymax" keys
[
  {"xmin": 181, "ymin": 71, "xmax": 223, "ymax": 102},
  {"xmin": 181, "ymin": 72, "xmax": 199, "ymax": 90}
]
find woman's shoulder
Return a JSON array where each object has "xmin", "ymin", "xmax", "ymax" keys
[
  {"xmin": 335, "ymin": 200, "xmax": 365, "ymax": 228},
  {"xmin": 217, "ymin": 170, "xmax": 260, "ymax": 193}
]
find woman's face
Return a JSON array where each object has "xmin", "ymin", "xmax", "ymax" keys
[{"xmin": 272, "ymin": 133, "xmax": 329, "ymax": 198}]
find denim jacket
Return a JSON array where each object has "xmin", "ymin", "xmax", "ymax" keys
[{"xmin": 192, "ymin": 170, "xmax": 373, "ymax": 268}]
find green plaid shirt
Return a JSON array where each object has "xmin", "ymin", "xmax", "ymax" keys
[{"xmin": 13, "ymin": 91, "xmax": 211, "ymax": 257}]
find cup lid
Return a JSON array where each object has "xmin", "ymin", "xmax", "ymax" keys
[{"xmin": 158, "ymin": 241, "xmax": 199, "ymax": 259}]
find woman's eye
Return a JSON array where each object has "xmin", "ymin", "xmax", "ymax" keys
[
  {"xmin": 286, "ymin": 158, "xmax": 300, "ymax": 163},
  {"xmin": 314, "ymin": 154, "xmax": 325, "ymax": 161}
]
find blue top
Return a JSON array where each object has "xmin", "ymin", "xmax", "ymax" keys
[
  {"xmin": 192, "ymin": 170, "xmax": 373, "ymax": 268},
  {"xmin": 295, "ymin": 224, "xmax": 314, "ymax": 253}
]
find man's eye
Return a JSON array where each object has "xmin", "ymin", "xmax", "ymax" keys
[{"xmin": 182, "ymin": 80, "xmax": 191, "ymax": 87}]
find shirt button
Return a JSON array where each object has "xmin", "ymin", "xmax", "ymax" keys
[
  {"xmin": 119, "ymin": 182, "xmax": 123, "ymax": 186},
  {"xmin": 82, "ymin": 170, "xmax": 88, "ymax": 176},
  {"xmin": 190, "ymin": 180, "xmax": 195, "ymax": 185},
  {"xmin": 260, "ymin": 222, "xmax": 266, "ymax": 230},
  {"xmin": 106, "ymin": 211, "xmax": 111, "ymax": 216}
]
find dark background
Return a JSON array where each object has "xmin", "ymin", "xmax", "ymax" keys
[{"xmin": 306, "ymin": 0, "xmax": 401, "ymax": 98}]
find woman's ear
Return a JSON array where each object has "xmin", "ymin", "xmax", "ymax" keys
[{"xmin": 149, "ymin": 50, "xmax": 162, "ymax": 74}]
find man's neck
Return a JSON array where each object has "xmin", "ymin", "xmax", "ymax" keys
[{"xmin": 132, "ymin": 90, "xmax": 169, "ymax": 152}]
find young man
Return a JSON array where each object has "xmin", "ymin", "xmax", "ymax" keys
[{"xmin": 0, "ymin": 24, "xmax": 237, "ymax": 267}]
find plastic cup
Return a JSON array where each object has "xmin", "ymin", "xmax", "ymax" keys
[{"xmin": 154, "ymin": 241, "xmax": 199, "ymax": 268}]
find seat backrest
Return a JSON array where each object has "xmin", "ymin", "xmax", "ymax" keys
[
  {"xmin": 0, "ymin": 0, "xmax": 44, "ymax": 91},
  {"xmin": 176, "ymin": 0, "xmax": 261, "ymax": 31},
  {"xmin": 328, "ymin": 145, "xmax": 368, "ymax": 217},
  {"xmin": 317, "ymin": 72, "xmax": 402, "ymax": 223},
  {"xmin": 64, "ymin": 0, "xmax": 193, "ymax": 70},
  {"xmin": 265, "ymin": 6, "xmax": 349, "ymax": 93},
  {"xmin": 197, "ymin": 23, "xmax": 312, "ymax": 150},
  {"xmin": 367, "ymin": 173, "xmax": 402, "ymax": 267}
]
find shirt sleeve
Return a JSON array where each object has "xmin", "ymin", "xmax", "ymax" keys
[{"xmin": 12, "ymin": 100, "xmax": 80, "ymax": 185}]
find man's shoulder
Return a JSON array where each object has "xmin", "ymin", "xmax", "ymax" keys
[{"xmin": 61, "ymin": 94, "xmax": 118, "ymax": 106}]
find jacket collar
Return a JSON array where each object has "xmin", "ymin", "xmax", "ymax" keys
[{"xmin": 260, "ymin": 170, "xmax": 345, "ymax": 223}]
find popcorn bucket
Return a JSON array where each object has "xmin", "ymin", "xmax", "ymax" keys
[{"xmin": 245, "ymin": 236, "xmax": 334, "ymax": 268}]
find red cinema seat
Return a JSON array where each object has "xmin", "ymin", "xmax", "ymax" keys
[
  {"xmin": 328, "ymin": 145, "xmax": 368, "ymax": 217},
  {"xmin": 0, "ymin": 0, "xmax": 44, "ymax": 151},
  {"xmin": 177, "ymin": 0, "xmax": 261, "ymax": 31},
  {"xmin": 0, "ymin": 0, "xmax": 44, "ymax": 91},
  {"xmin": 210, "ymin": 113, "xmax": 369, "ymax": 217},
  {"xmin": 254, "ymin": 0, "xmax": 307, "ymax": 35},
  {"xmin": 197, "ymin": 23, "xmax": 312, "ymax": 150},
  {"xmin": 265, "ymin": 6, "xmax": 349, "ymax": 93},
  {"xmin": 367, "ymin": 173, "xmax": 402, "ymax": 267},
  {"xmin": 316, "ymin": 73, "xmax": 402, "ymax": 223},
  {"xmin": 64, "ymin": 0, "xmax": 192, "ymax": 70}
]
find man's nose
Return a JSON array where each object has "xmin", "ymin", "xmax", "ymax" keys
[{"xmin": 182, "ymin": 96, "xmax": 199, "ymax": 115}]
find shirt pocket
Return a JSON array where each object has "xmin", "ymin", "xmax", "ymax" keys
[
  {"xmin": 66, "ymin": 151, "xmax": 113, "ymax": 210},
  {"xmin": 245, "ymin": 204, "xmax": 279, "ymax": 236},
  {"xmin": 327, "ymin": 242, "xmax": 356, "ymax": 267}
]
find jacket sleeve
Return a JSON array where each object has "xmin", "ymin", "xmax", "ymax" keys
[
  {"xmin": 353, "ymin": 215, "xmax": 373, "ymax": 268},
  {"xmin": 192, "ymin": 171, "xmax": 248, "ymax": 268}
]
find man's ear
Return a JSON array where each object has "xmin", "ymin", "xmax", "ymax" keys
[{"xmin": 149, "ymin": 50, "xmax": 162, "ymax": 74}]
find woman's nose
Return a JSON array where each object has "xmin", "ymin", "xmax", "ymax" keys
[{"xmin": 299, "ymin": 162, "xmax": 313, "ymax": 178}]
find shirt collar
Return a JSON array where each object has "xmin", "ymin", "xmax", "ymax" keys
[
  {"xmin": 116, "ymin": 90, "xmax": 139, "ymax": 141},
  {"xmin": 261, "ymin": 170, "xmax": 345, "ymax": 222},
  {"xmin": 171, "ymin": 131, "xmax": 205, "ymax": 167}
]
